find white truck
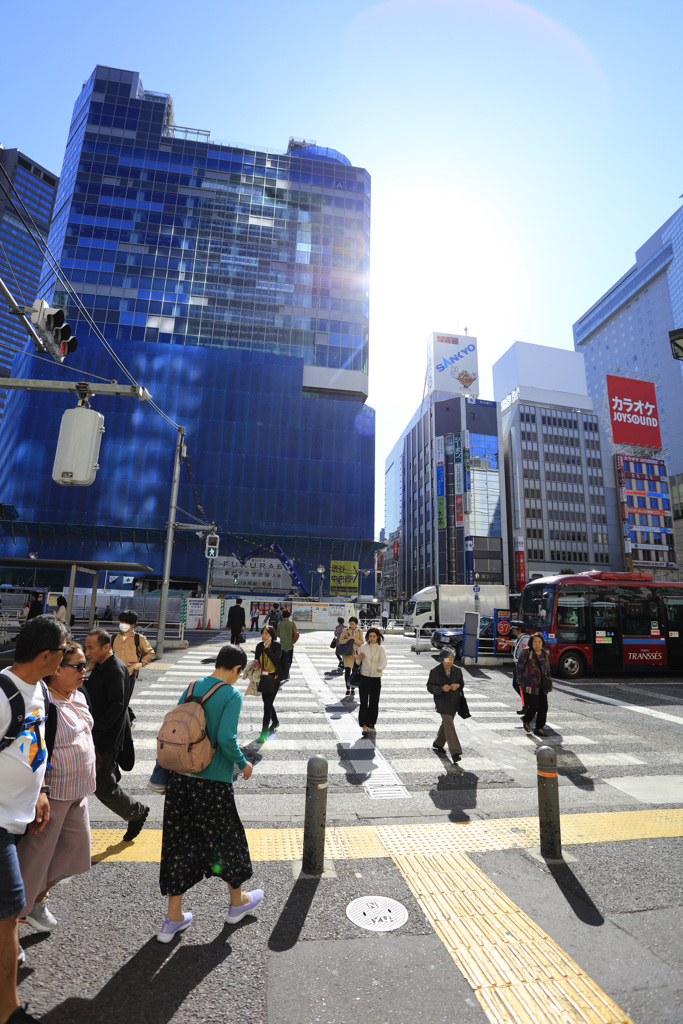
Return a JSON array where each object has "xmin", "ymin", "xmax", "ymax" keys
[{"xmin": 403, "ymin": 584, "xmax": 509, "ymax": 634}]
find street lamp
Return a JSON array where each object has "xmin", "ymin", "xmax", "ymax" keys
[
  {"xmin": 669, "ymin": 328, "xmax": 683, "ymax": 361},
  {"xmin": 316, "ymin": 564, "xmax": 325, "ymax": 599}
]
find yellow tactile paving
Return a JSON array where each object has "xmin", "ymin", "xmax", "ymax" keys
[
  {"xmin": 392, "ymin": 852, "xmax": 632, "ymax": 1024},
  {"xmin": 90, "ymin": 806, "xmax": 683, "ymax": 864},
  {"xmin": 87, "ymin": 809, "xmax": 677, "ymax": 1022}
]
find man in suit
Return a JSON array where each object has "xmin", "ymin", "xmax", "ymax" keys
[{"xmin": 83, "ymin": 630, "xmax": 148, "ymax": 842}]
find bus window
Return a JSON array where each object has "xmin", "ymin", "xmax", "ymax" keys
[
  {"xmin": 618, "ymin": 587, "xmax": 659, "ymax": 636},
  {"xmin": 660, "ymin": 590, "xmax": 683, "ymax": 635},
  {"xmin": 519, "ymin": 584, "xmax": 555, "ymax": 630},
  {"xmin": 557, "ymin": 590, "xmax": 588, "ymax": 642}
]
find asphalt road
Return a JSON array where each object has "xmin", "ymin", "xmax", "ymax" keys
[{"xmin": 15, "ymin": 630, "xmax": 683, "ymax": 1024}]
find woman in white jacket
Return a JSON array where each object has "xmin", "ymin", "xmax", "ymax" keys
[{"xmin": 355, "ymin": 627, "xmax": 387, "ymax": 737}]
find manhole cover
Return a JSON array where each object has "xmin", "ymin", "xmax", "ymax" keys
[{"xmin": 346, "ymin": 896, "xmax": 408, "ymax": 932}]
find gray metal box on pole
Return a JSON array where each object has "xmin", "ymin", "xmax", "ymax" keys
[
  {"xmin": 302, "ymin": 754, "xmax": 328, "ymax": 875},
  {"xmin": 52, "ymin": 407, "xmax": 105, "ymax": 486}
]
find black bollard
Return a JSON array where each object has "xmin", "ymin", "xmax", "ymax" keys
[
  {"xmin": 302, "ymin": 754, "xmax": 328, "ymax": 875},
  {"xmin": 536, "ymin": 744, "xmax": 562, "ymax": 860}
]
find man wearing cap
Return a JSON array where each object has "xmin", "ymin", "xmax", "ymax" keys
[{"xmin": 426, "ymin": 647, "xmax": 465, "ymax": 763}]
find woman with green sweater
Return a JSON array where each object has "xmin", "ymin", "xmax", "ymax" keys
[{"xmin": 156, "ymin": 644, "xmax": 264, "ymax": 942}]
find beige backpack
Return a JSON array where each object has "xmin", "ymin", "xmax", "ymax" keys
[{"xmin": 156, "ymin": 680, "xmax": 226, "ymax": 774}]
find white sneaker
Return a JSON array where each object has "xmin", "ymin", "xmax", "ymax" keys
[{"xmin": 22, "ymin": 900, "xmax": 57, "ymax": 932}]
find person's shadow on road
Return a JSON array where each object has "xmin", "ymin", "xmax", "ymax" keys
[{"xmin": 40, "ymin": 926, "xmax": 239, "ymax": 1024}]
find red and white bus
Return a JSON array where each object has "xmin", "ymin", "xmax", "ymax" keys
[{"xmin": 518, "ymin": 571, "xmax": 683, "ymax": 678}]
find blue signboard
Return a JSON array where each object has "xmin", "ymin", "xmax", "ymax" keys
[{"xmin": 436, "ymin": 465, "xmax": 445, "ymax": 498}]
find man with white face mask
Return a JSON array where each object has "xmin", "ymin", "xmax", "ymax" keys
[{"xmin": 112, "ymin": 610, "xmax": 154, "ymax": 694}]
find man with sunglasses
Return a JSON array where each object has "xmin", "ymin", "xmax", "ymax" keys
[
  {"xmin": 83, "ymin": 630, "xmax": 149, "ymax": 844},
  {"xmin": 0, "ymin": 614, "xmax": 68, "ymax": 1023}
]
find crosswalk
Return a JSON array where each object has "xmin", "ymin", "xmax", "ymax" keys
[{"xmin": 120, "ymin": 633, "xmax": 624, "ymax": 801}]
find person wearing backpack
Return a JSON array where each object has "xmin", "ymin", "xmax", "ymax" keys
[
  {"xmin": 156, "ymin": 644, "xmax": 263, "ymax": 943},
  {"xmin": 0, "ymin": 614, "xmax": 68, "ymax": 1022},
  {"xmin": 266, "ymin": 603, "xmax": 282, "ymax": 630},
  {"xmin": 112, "ymin": 610, "xmax": 154, "ymax": 694}
]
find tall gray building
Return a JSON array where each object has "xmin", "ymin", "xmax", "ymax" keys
[{"xmin": 493, "ymin": 342, "xmax": 622, "ymax": 587}]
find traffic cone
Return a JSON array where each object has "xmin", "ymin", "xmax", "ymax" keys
[
  {"xmin": 207, "ymin": 619, "xmax": 211, "ymax": 630},
  {"xmin": 197, "ymin": 618, "xmax": 202, "ymax": 629}
]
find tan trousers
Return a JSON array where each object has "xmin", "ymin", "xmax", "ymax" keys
[{"xmin": 435, "ymin": 714, "xmax": 462, "ymax": 755}]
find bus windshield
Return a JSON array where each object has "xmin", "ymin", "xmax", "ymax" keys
[{"xmin": 520, "ymin": 583, "xmax": 556, "ymax": 630}]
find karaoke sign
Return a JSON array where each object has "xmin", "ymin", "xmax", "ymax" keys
[{"xmin": 606, "ymin": 375, "xmax": 662, "ymax": 448}]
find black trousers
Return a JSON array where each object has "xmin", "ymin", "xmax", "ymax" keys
[
  {"xmin": 522, "ymin": 691, "xmax": 548, "ymax": 729},
  {"xmin": 95, "ymin": 748, "xmax": 147, "ymax": 821},
  {"xmin": 260, "ymin": 677, "xmax": 280, "ymax": 731},
  {"xmin": 358, "ymin": 678, "xmax": 381, "ymax": 728},
  {"xmin": 280, "ymin": 649, "xmax": 293, "ymax": 679},
  {"xmin": 230, "ymin": 629, "xmax": 242, "ymax": 644}
]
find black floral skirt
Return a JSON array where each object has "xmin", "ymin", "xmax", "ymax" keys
[{"xmin": 159, "ymin": 773, "xmax": 253, "ymax": 895}]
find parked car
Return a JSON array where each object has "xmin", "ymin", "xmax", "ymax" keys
[{"xmin": 430, "ymin": 616, "xmax": 494, "ymax": 657}]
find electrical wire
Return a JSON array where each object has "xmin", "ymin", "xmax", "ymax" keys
[
  {"xmin": 0, "ymin": 237, "xmax": 26, "ymax": 306},
  {"xmin": 0, "ymin": 166, "xmax": 230, "ymax": 525},
  {"xmin": 0, "ymin": 168, "xmax": 181, "ymax": 429},
  {"xmin": 12, "ymin": 348, "xmax": 116, "ymax": 382}
]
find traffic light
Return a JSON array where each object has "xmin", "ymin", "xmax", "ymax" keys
[
  {"xmin": 205, "ymin": 533, "xmax": 219, "ymax": 558},
  {"xmin": 233, "ymin": 572, "xmax": 239, "ymax": 584},
  {"xmin": 30, "ymin": 299, "xmax": 77, "ymax": 362}
]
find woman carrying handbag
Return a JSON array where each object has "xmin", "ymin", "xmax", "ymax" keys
[
  {"xmin": 252, "ymin": 625, "xmax": 284, "ymax": 742},
  {"xmin": 337, "ymin": 616, "xmax": 364, "ymax": 700}
]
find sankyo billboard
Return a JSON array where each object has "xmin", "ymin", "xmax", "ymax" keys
[{"xmin": 427, "ymin": 333, "xmax": 479, "ymax": 397}]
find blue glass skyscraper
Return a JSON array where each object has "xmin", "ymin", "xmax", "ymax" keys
[
  {"xmin": 0, "ymin": 146, "xmax": 58, "ymax": 418},
  {"xmin": 0, "ymin": 66, "xmax": 375, "ymax": 587}
]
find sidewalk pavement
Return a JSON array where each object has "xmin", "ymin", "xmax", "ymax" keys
[{"xmin": 20, "ymin": 807, "xmax": 683, "ymax": 1024}]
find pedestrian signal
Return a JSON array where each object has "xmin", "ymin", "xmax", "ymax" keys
[{"xmin": 205, "ymin": 533, "xmax": 219, "ymax": 558}]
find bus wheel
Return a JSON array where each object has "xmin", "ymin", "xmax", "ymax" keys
[{"xmin": 558, "ymin": 650, "xmax": 585, "ymax": 679}]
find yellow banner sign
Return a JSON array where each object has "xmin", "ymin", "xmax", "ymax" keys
[{"xmin": 329, "ymin": 560, "xmax": 359, "ymax": 594}]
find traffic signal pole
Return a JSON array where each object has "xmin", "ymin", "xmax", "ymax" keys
[
  {"xmin": 0, "ymin": 275, "xmax": 51, "ymax": 356},
  {"xmin": 156, "ymin": 424, "xmax": 185, "ymax": 659}
]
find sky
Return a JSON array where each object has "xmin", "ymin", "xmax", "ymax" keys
[{"xmin": 2, "ymin": 0, "xmax": 682, "ymax": 537}]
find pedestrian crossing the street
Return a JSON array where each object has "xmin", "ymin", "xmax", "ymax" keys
[{"xmin": 117, "ymin": 632, "xmax": 664, "ymax": 800}]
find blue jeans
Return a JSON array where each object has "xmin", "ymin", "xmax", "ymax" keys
[
  {"xmin": 149, "ymin": 760, "xmax": 170, "ymax": 787},
  {"xmin": 0, "ymin": 827, "xmax": 24, "ymax": 920}
]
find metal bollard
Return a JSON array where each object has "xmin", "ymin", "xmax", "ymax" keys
[
  {"xmin": 302, "ymin": 754, "xmax": 328, "ymax": 875},
  {"xmin": 536, "ymin": 744, "xmax": 562, "ymax": 860}
]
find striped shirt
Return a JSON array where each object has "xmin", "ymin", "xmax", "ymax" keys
[{"xmin": 48, "ymin": 688, "xmax": 97, "ymax": 801}]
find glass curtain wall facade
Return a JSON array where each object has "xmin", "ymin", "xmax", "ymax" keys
[
  {"xmin": 0, "ymin": 147, "xmax": 58, "ymax": 418},
  {"xmin": 398, "ymin": 395, "xmax": 507, "ymax": 598},
  {"xmin": 0, "ymin": 66, "xmax": 375, "ymax": 587}
]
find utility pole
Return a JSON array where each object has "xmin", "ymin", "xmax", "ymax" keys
[{"xmin": 156, "ymin": 425, "xmax": 185, "ymax": 658}]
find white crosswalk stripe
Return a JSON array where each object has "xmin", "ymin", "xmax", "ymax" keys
[{"xmin": 122, "ymin": 635, "xmax": 636, "ymax": 796}]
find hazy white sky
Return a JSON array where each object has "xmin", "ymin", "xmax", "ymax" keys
[{"xmin": 2, "ymin": 0, "xmax": 682, "ymax": 536}]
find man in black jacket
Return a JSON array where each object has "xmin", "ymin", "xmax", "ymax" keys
[
  {"xmin": 227, "ymin": 597, "xmax": 246, "ymax": 645},
  {"xmin": 426, "ymin": 647, "xmax": 465, "ymax": 762},
  {"xmin": 84, "ymin": 629, "xmax": 149, "ymax": 841}
]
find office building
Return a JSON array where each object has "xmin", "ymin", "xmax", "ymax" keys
[
  {"xmin": 0, "ymin": 146, "xmax": 58, "ymax": 417},
  {"xmin": 573, "ymin": 206, "xmax": 683, "ymax": 563},
  {"xmin": 385, "ymin": 332, "xmax": 508, "ymax": 601},
  {"xmin": 0, "ymin": 66, "xmax": 376, "ymax": 588},
  {"xmin": 493, "ymin": 342, "xmax": 622, "ymax": 586}
]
